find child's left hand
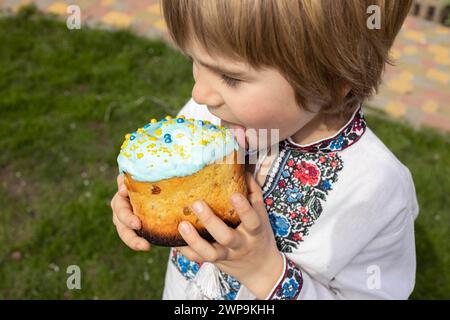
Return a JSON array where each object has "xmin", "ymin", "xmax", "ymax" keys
[{"xmin": 176, "ymin": 172, "xmax": 284, "ymax": 299}]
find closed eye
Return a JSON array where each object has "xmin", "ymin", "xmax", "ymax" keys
[
  {"xmin": 220, "ymin": 74, "xmax": 241, "ymax": 88},
  {"xmin": 187, "ymin": 54, "xmax": 243, "ymax": 88}
]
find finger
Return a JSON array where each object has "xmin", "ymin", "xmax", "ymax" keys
[
  {"xmin": 178, "ymin": 221, "xmax": 228, "ymax": 262},
  {"xmin": 116, "ymin": 222, "xmax": 151, "ymax": 251},
  {"xmin": 175, "ymin": 246, "xmax": 205, "ymax": 264},
  {"xmin": 244, "ymin": 172, "xmax": 267, "ymax": 218},
  {"xmin": 112, "ymin": 213, "xmax": 124, "ymax": 228},
  {"xmin": 191, "ymin": 200, "xmax": 241, "ymax": 249},
  {"xmin": 112, "ymin": 211, "xmax": 117, "ymax": 226},
  {"xmin": 118, "ymin": 184, "xmax": 128, "ymax": 197},
  {"xmin": 112, "ymin": 193, "xmax": 141, "ymax": 229},
  {"xmin": 245, "ymin": 172, "xmax": 264, "ymax": 205},
  {"xmin": 230, "ymin": 192, "xmax": 262, "ymax": 236},
  {"xmin": 117, "ymin": 173, "xmax": 124, "ymax": 189},
  {"xmin": 116, "ymin": 174, "xmax": 128, "ymax": 197}
]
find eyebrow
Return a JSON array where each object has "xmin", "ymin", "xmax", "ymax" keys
[{"xmin": 187, "ymin": 54, "xmax": 248, "ymax": 78}]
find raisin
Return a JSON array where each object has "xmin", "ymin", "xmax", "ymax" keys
[
  {"xmin": 183, "ymin": 207, "xmax": 191, "ymax": 215},
  {"xmin": 151, "ymin": 185, "xmax": 161, "ymax": 194}
]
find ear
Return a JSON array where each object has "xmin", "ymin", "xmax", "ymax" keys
[{"xmin": 342, "ymin": 84, "xmax": 352, "ymax": 98}]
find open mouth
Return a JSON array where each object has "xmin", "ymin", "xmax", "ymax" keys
[{"xmin": 206, "ymin": 106, "xmax": 249, "ymax": 150}]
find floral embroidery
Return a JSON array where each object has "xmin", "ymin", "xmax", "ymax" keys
[
  {"xmin": 264, "ymin": 150, "xmax": 344, "ymax": 252},
  {"xmin": 269, "ymin": 255, "xmax": 303, "ymax": 300},
  {"xmin": 284, "ymin": 105, "xmax": 366, "ymax": 153},
  {"xmin": 269, "ymin": 213, "xmax": 291, "ymax": 237},
  {"xmin": 170, "ymin": 105, "xmax": 366, "ymax": 299},
  {"xmin": 171, "ymin": 248, "xmax": 200, "ymax": 281},
  {"xmin": 170, "ymin": 249, "xmax": 241, "ymax": 300},
  {"xmin": 222, "ymin": 273, "xmax": 241, "ymax": 300},
  {"xmin": 286, "ymin": 187, "xmax": 302, "ymax": 203},
  {"xmin": 292, "ymin": 161, "xmax": 321, "ymax": 186}
]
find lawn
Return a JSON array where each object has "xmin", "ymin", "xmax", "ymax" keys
[{"xmin": 0, "ymin": 6, "xmax": 449, "ymax": 299}]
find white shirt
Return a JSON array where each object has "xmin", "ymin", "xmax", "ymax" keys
[{"xmin": 162, "ymin": 98, "xmax": 419, "ymax": 300}]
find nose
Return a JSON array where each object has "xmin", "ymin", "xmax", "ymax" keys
[{"xmin": 191, "ymin": 67, "xmax": 223, "ymax": 107}]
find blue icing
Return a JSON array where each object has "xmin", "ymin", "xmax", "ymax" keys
[{"xmin": 117, "ymin": 116, "xmax": 239, "ymax": 182}]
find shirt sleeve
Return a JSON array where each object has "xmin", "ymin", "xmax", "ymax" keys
[
  {"xmin": 264, "ymin": 253, "xmax": 304, "ymax": 300},
  {"xmin": 263, "ymin": 167, "xmax": 419, "ymax": 300},
  {"xmin": 265, "ymin": 212, "xmax": 416, "ymax": 300}
]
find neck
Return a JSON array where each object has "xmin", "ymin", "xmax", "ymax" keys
[{"xmin": 291, "ymin": 111, "xmax": 351, "ymax": 146}]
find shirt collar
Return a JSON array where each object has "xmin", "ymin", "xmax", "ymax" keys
[{"xmin": 283, "ymin": 105, "xmax": 367, "ymax": 153}]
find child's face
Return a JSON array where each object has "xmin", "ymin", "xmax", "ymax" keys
[{"xmin": 187, "ymin": 41, "xmax": 320, "ymax": 150}]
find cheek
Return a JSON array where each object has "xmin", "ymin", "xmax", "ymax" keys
[
  {"xmin": 225, "ymin": 85, "xmax": 317, "ymax": 142},
  {"xmin": 238, "ymin": 105, "xmax": 276, "ymax": 128},
  {"xmin": 227, "ymin": 86, "xmax": 301, "ymax": 130}
]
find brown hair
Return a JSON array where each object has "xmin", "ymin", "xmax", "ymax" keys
[{"xmin": 162, "ymin": 0, "xmax": 412, "ymax": 116}]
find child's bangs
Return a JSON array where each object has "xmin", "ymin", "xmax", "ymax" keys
[{"xmin": 161, "ymin": 0, "xmax": 267, "ymax": 68}]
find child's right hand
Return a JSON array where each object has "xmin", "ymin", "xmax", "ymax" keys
[{"xmin": 111, "ymin": 174, "xmax": 151, "ymax": 251}]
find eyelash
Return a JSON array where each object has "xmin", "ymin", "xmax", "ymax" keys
[
  {"xmin": 188, "ymin": 55, "xmax": 241, "ymax": 88},
  {"xmin": 220, "ymin": 74, "xmax": 241, "ymax": 88}
]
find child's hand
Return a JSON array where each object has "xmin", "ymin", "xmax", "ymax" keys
[
  {"xmin": 176, "ymin": 172, "xmax": 284, "ymax": 299},
  {"xmin": 111, "ymin": 174, "xmax": 151, "ymax": 251}
]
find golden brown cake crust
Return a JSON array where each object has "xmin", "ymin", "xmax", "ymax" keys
[{"xmin": 124, "ymin": 151, "xmax": 247, "ymax": 247}]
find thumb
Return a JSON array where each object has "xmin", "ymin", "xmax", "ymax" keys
[
  {"xmin": 118, "ymin": 183, "xmax": 128, "ymax": 197},
  {"xmin": 116, "ymin": 173, "xmax": 125, "ymax": 189},
  {"xmin": 117, "ymin": 174, "xmax": 128, "ymax": 197}
]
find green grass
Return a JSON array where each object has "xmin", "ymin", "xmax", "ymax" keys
[
  {"xmin": 0, "ymin": 5, "xmax": 449, "ymax": 299},
  {"xmin": 0, "ymin": 5, "xmax": 193, "ymax": 299}
]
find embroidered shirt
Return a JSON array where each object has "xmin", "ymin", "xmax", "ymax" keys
[{"xmin": 162, "ymin": 98, "xmax": 419, "ymax": 300}]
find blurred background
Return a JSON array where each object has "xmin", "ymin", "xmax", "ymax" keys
[{"xmin": 0, "ymin": 0, "xmax": 449, "ymax": 299}]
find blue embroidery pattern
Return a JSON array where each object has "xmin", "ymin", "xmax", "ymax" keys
[
  {"xmin": 170, "ymin": 106, "xmax": 367, "ymax": 299},
  {"xmin": 269, "ymin": 256, "xmax": 303, "ymax": 300},
  {"xmin": 283, "ymin": 106, "xmax": 366, "ymax": 153},
  {"xmin": 170, "ymin": 249, "xmax": 241, "ymax": 300},
  {"xmin": 264, "ymin": 151, "xmax": 344, "ymax": 253}
]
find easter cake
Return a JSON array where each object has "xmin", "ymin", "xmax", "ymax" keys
[{"xmin": 117, "ymin": 115, "xmax": 247, "ymax": 247}]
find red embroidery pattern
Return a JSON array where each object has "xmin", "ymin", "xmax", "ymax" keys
[
  {"xmin": 264, "ymin": 150, "xmax": 344, "ymax": 252},
  {"xmin": 171, "ymin": 105, "xmax": 367, "ymax": 299},
  {"xmin": 284, "ymin": 106, "xmax": 366, "ymax": 153}
]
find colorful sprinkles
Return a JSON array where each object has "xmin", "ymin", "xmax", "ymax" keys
[{"xmin": 119, "ymin": 115, "xmax": 232, "ymax": 163}]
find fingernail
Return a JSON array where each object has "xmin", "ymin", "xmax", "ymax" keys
[
  {"xmin": 231, "ymin": 193, "xmax": 244, "ymax": 205},
  {"xmin": 120, "ymin": 185, "xmax": 127, "ymax": 192},
  {"xmin": 179, "ymin": 222, "xmax": 191, "ymax": 234},
  {"xmin": 192, "ymin": 201, "xmax": 203, "ymax": 213},
  {"xmin": 133, "ymin": 221, "xmax": 140, "ymax": 229}
]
